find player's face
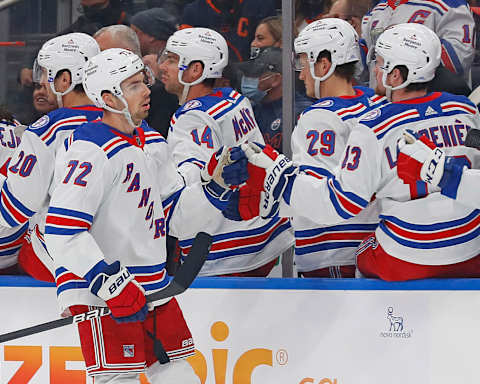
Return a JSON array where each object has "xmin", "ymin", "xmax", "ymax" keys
[
  {"xmin": 374, "ymin": 55, "xmax": 387, "ymax": 96},
  {"xmin": 298, "ymin": 54, "xmax": 315, "ymax": 98},
  {"xmin": 121, "ymin": 71, "xmax": 151, "ymax": 125},
  {"xmin": 158, "ymin": 52, "xmax": 184, "ymax": 96}
]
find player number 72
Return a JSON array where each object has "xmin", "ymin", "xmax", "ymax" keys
[{"xmin": 62, "ymin": 160, "xmax": 92, "ymax": 187}]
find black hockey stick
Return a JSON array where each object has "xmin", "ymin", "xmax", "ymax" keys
[{"xmin": 0, "ymin": 232, "xmax": 212, "ymax": 343}]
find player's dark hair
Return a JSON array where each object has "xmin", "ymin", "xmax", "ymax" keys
[
  {"xmin": 395, "ymin": 65, "xmax": 431, "ymax": 92},
  {"xmin": 55, "ymin": 69, "xmax": 86, "ymax": 94},
  {"xmin": 0, "ymin": 106, "xmax": 15, "ymax": 123},
  {"xmin": 317, "ymin": 50, "xmax": 356, "ymax": 82}
]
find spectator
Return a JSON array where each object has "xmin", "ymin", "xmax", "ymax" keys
[
  {"xmin": 295, "ymin": 0, "xmax": 330, "ymax": 33},
  {"xmin": 18, "ymin": 0, "xmax": 131, "ymax": 89},
  {"xmin": 324, "ymin": 0, "xmax": 371, "ymax": 36},
  {"xmin": 251, "ymin": 16, "xmax": 283, "ymax": 53},
  {"xmin": 130, "ymin": 7, "xmax": 178, "ymax": 56},
  {"xmin": 93, "ymin": 25, "xmax": 142, "ymax": 56},
  {"xmin": 61, "ymin": 0, "xmax": 131, "ymax": 36},
  {"xmin": 362, "ymin": 0, "xmax": 475, "ymax": 87},
  {"xmin": 32, "ymin": 83, "xmax": 58, "ymax": 118},
  {"xmin": 235, "ymin": 46, "xmax": 312, "ymax": 152},
  {"xmin": 179, "ymin": 0, "xmax": 277, "ymax": 62}
]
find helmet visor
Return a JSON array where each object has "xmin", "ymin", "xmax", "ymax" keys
[{"xmin": 32, "ymin": 59, "xmax": 48, "ymax": 84}]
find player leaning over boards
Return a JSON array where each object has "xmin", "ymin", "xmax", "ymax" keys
[
  {"xmin": 158, "ymin": 28, "xmax": 293, "ymax": 277},
  {"xmin": 231, "ymin": 23, "xmax": 480, "ymax": 281},
  {"xmin": 0, "ymin": 33, "xmax": 103, "ymax": 282},
  {"xmin": 286, "ymin": 18, "xmax": 387, "ymax": 278},
  {"xmin": 45, "ymin": 48, "xmax": 244, "ymax": 383}
]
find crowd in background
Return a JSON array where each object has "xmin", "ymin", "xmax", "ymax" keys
[{"xmin": 1, "ymin": 0, "xmax": 480, "ymax": 280}]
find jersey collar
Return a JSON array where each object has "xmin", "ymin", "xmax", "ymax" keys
[
  {"xmin": 393, "ymin": 92, "xmax": 442, "ymax": 104},
  {"xmin": 339, "ymin": 88, "xmax": 365, "ymax": 99},
  {"xmin": 110, "ymin": 125, "xmax": 146, "ymax": 149}
]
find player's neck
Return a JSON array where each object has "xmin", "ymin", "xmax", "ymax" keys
[
  {"xmin": 62, "ymin": 91, "xmax": 94, "ymax": 108},
  {"xmin": 184, "ymin": 83, "xmax": 214, "ymax": 103},
  {"xmin": 320, "ymin": 77, "xmax": 356, "ymax": 99},
  {"xmin": 102, "ymin": 111, "xmax": 138, "ymax": 135},
  {"xmin": 391, "ymin": 89, "xmax": 428, "ymax": 103}
]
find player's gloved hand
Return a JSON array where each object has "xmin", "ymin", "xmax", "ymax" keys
[
  {"xmin": 223, "ymin": 143, "xmax": 297, "ymax": 220},
  {"xmin": 397, "ymin": 130, "xmax": 446, "ymax": 185},
  {"xmin": 201, "ymin": 146, "xmax": 248, "ymax": 210},
  {"xmin": 89, "ymin": 261, "xmax": 148, "ymax": 323},
  {"xmin": 397, "ymin": 130, "xmax": 469, "ymax": 199}
]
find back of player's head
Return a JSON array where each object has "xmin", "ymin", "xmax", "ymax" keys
[
  {"xmin": 294, "ymin": 18, "xmax": 360, "ymax": 82},
  {"xmin": 164, "ymin": 27, "xmax": 229, "ymax": 86},
  {"xmin": 33, "ymin": 33, "xmax": 100, "ymax": 105},
  {"xmin": 375, "ymin": 23, "xmax": 441, "ymax": 91}
]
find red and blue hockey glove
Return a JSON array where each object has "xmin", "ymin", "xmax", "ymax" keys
[
  {"xmin": 89, "ymin": 261, "xmax": 148, "ymax": 323},
  {"xmin": 397, "ymin": 130, "xmax": 469, "ymax": 199},
  {"xmin": 201, "ymin": 146, "xmax": 248, "ymax": 210},
  {"xmin": 223, "ymin": 143, "xmax": 297, "ymax": 220}
]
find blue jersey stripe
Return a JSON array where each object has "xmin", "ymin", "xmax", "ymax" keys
[
  {"xmin": 45, "ymin": 226, "xmax": 88, "ymax": 236},
  {"xmin": 295, "ymin": 223, "xmax": 378, "ymax": 238},
  {"xmin": 295, "ymin": 241, "xmax": 363, "ymax": 255},
  {"xmin": 2, "ymin": 182, "xmax": 35, "ymax": 218},
  {"xmin": 380, "ymin": 211, "xmax": 480, "ymax": 231},
  {"xmin": 48, "ymin": 207, "xmax": 93, "ymax": 223}
]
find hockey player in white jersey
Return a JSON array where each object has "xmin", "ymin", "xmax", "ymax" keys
[
  {"xmin": 0, "ymin": 109, "xmax": 28, "ymax": 275},
  {"xmin": 288, "ymin": 18, "xmax": 386, "ymax": 278},
  {"xmin": 397, "ymin": 129, "xmax": 480, "ymax": 209},
  {"xmin": 45, "ymin": 48, "xmax": 243, "ymax": 384},
  {"xmin": 231, "ymin": 23, "xmax": 480, "ymax": 281},
  {"xmin": 158, "ymin": 27, "xmax": 293, "ymax": 277},
  {"xmin": 362, "ymin": 0, "xmax": 475, "ymax": 86},
  {"xmin": 0, "ymin": 33, "xmax": 102, "ymax": 282}
]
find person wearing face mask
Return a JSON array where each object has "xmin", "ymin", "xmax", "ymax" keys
[{"xmin": 236, "ymin": 46, "xmax": 313, "ymax": 153}]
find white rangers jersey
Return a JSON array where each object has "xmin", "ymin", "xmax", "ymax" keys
[
  {"xmin": 45, "ymin": 121, "xmax": 214, "ymax": 310},
  {"xmin": 362, "ymin": 0, "xmax": 475, "ymax": 85},
  {"xmin": 281, "ymin": 92, "xmax": 480, "ymax": 266},
  {"xmin": 0, "ymin": 120, "xmax": 27, "ymax": 269},
  {"xmin": 0, "ymin": 106, "xmax": 102, "ymax": 273},
  {"xmin": 291, "ymin": 87, "xmax": 387, "ymax": 272},
  {"xmin": 450, "ymin": 168, "xmax": 480, "ymax": 208},
  {"xmin": 168, "ymin": 87, "xmax": 293, "ymax": 276}
]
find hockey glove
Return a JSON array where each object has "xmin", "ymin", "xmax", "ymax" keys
[
  {"xmin": 201, "ymin": 146, "xmax": 248, "ymax": 211},
  {"xmin": 89, "ymin": 261, "xmax": 148, "ymax": 323},
  {"xmin": 397, "ymin": 130, "xmax": 469, "ymax": 199},
  {"xmin": 223, "ymin": 143, "xmax": 297, "ymax": 220}
]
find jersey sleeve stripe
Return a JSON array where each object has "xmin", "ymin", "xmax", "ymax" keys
[
  {"xmin": 179, "ymin": 217, "xmax": 290, "ymax": 260},
  {"xmin": 0, "ymin": 222, "xmax": 28, "ymax": 245},
  {"xmin": 41, "ymin": 117, "xmax": 88, "ymax": 144},
  {"xmin": 408, "ymin": 1, "xmax": 444, "ymax": 15},
  {"xmin": 48, "ymin": 207, "xmax": 93, "ymax": 223},
  {"xmin": 0, "ymin": 182, "xmax": 35, "ymax": 226},
  {"xmin": 178, "ymin": 158, "xmax": 206, "ymax": 169},
  {"xmin": 440, "ymin": 101, "xmax": 477, "ymax": 115},
  {"xmin": 440, "ymin": 39, "xmax": 463, "ymax": 75}
]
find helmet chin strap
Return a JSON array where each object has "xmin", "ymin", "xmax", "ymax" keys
[
  {"xmin": 309, "ymin": 62, "xmax": 336, "ymax": 99},
  {"xmin": 382, "ymin": 70, "xmax": 410, "ymax": 101},
  {"xmin": 104, "ymin": 95, "xmax": 137, "ymax": 128},
  {"xmin": 177, "ymin": 66, "xmax": 206, "ymax": 105},
  {"xmin": 49, "ymin": 81, "xmax": 76, "ymax": 109}
]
